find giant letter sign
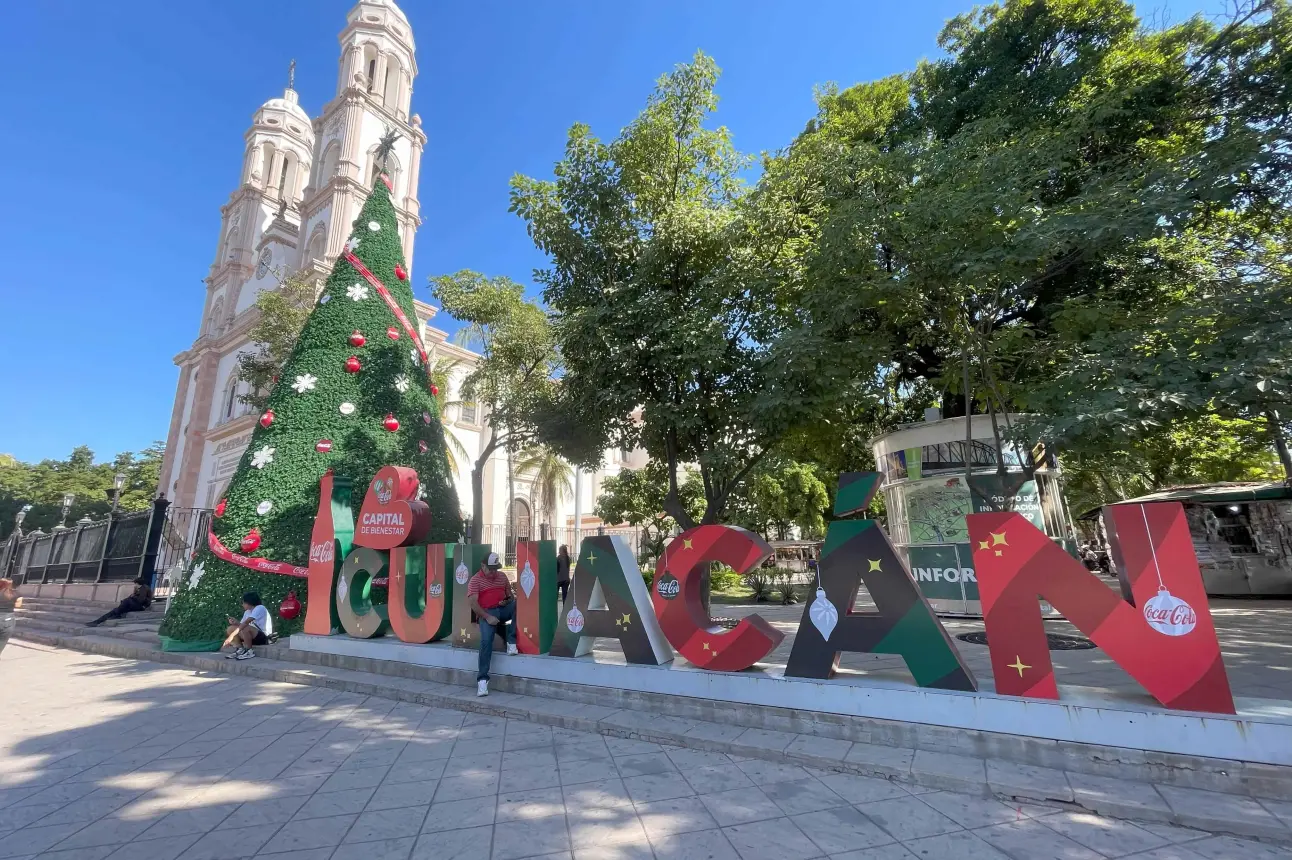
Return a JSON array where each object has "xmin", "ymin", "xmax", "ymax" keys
[
  {"xmin": 451, "ymin": 543, "xmax": 501, "ymax": 651},
  {"xmin": 653, "ymin": 526, "xmax": 784, "ymax": 671},
  {"xmin": 968, "ymin": 503, "xmax": 1234, "ymax": 713},
  {"xmin": 785, "ymin": 473, "xmax": 977, "ymax": 690},
  {"xmin": 550, "ymin": 535, "xmax": 672, "ymax": 665},
  {"xmin": 337, "ymin": 546, "xmax": 389, "ymax": 639},
  {"xmin": 515, "ymin": 540, "xmax": 557, "ymax": 655},
  {"xmin": 304, "ymin": 470, "xmax": 354, "ymax": 635},
  {"xmin": 389, "ymin": 544, "xmax": 453, "ymax": 644}
]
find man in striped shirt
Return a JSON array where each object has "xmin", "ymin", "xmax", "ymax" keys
[{"xmin": 468, "ymin": 551, "xmax": 518, "ymax": 696}]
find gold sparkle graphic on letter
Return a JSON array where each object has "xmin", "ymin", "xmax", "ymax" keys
[
  {"xmin": 991, "ymin": 531, "xmax": 1009, "ymax": 546},
  {"xmin": 620, "ymin": 612, "xmax": 632, "ymax": 627},
  {"xmin": 1007, "ymin": 656, "xmax": 1030, "ymax": 677},
  {"xmin": 978, "ymin": 539, "xmax": 990, "ymax": 551},
  {"xmin": 682, "ymin": 538, "xmax": 694, "ymax": 550},
  {"xmin": 586, "ymin": 551, "xmax": 598, "ymax": 566},
  {"xmin": 867, "ymin": 559, "xmax": 882, "ymax": 572}
]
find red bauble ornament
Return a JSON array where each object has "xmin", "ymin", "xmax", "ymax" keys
[
  {"xmin": 394, "ymin": 264, "xmax": 407, "ymax": 281},
  {"xmin": 430, "ymin": 384, "xmax": 439, "ymax": 396},
  {"xmin": 315, "ymin": 439, "xmax": 333, "ymax": 453},
  {"xmin": 386, "ymin": 326, "xmax": 400, "ymax": 340},
  {"xmin": 279, "ymin": 591, "xmax": 302, "ymax": 621},
  {"xmin": 259, "ymin": 409, "xmax": 274, "ymax": 429},
  {"xmin": 215, "ymin": 498, "xmax": 227, "ymax": 518},
  {"xmin": 240, "ymin": 528, "xmax": 261, "ymax": 553},
  {"xmin": 344, "ymin": 355, "xmax": 362, "ymax": 374},
  {"xmin": 349, "ymin": 330, "xmax": 366, "ymax": 347},
  {"xmin": 418, "ymin": 440, "xmax": 428, "ymax": 453},
  {"xmin": 383, "ymin": 413, "xmax": 400, "ymax": 432}
]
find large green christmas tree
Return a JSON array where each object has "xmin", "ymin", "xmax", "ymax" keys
[{"xmin": 161, "ymin": 168, "xmax": 461, "ymax": 647}]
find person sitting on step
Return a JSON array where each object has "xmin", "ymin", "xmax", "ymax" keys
[
  {"xmin": 222, "ymin": 591, "xmax": 273, "ymax": 660},
  {"xmin": 86, "ymin": 578, "xmax": 153, "ymax": 627},
  {"xmin": 469, "ymin": 551, "xmax": 518, "ymax": 697}
]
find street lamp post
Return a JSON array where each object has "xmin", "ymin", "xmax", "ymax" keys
[
  {"xmin": 111, "ymin": 473, "xmax": 126, "ymax": 514},
  {"xmin": 56, "ymin": 493, "xmax": 75, "ymax": 530},
  {"xmin": 13, "ymin": 504, "xmax": 31, "ymax": 539}
]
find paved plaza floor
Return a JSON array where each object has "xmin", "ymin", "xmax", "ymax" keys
[
  {"xmin": 710, "ymin": 597, "xmax": 1292, "ymax": 706},
  {"xmin": 1, "ymin": 642, "xmax": 1287, "ymax": 860}
]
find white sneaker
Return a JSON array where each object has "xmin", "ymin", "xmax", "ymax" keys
[
  {"xmin": 476, "ymin": 680, "xmax": 489, "ymax": 697},
  {"xmin": 506, "ymin": 644, "xmax": 518, "ymax": 656},
  {"xmin": 226, "ymin": 648, "xmax": 243, "ymax": 660},
  {"xmin": 236, "ymin": 649, "xmax": 256, "ymax": 660}
]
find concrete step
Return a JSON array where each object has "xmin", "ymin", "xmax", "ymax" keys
[
  {"xmin": 15, "ymin": 596, "xmax": 122, "ymax": 610},
  {"xmin": 11, "ymin": 615, "xmax": 160, "ymax": 642},
  {"xmin": 14, "ymin": 606, "xmax": 164, "ymax": 625},
  {"xmin": 10, "ymin": 626, "xmax": 1292, "ymax": 844}
]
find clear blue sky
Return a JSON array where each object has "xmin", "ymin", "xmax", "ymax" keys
[{"xmin": 0, "ymin": 0, "xmax": 1220, "ymax": 465}]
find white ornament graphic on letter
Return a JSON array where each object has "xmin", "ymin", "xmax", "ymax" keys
[
  {"xmin": 808, "ymin": 588, "xmax": 839, "ymax": 641},
  {"xmin": 336, "ymin": 576, "xmax": 349, "ymax": 603},
  {"xmin": 519, "ymin": 561, "xmax": 535, "ymax": 598},
  {"xmin": 1143, "ymin": 588, "xmax": 1197, "ymax": 637},
  {"xmin": 566, "ymin": 606, "xmax": 585, "ymax": 633},
  {"xmin": 454, "ymin": 563, "xmax": 470, "ymax": 586}
]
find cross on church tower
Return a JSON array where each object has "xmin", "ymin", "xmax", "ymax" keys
[{"xmin": 288, "ymin": 59, "xmax": 296, "ymax": 90}]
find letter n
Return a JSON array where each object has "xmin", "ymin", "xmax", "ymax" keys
[
  {"xmin": 785, "ymin": 473, "xmax": 976, "ymax": 690},
  {"xmin": 968, "ymin": 503, "xmax": 1234, "ymax": 713},
  {"xmin": 515, "ymin": 540, "xmax": 557, "ymax": 654},
  {"xmin": 550, "ymin": 535, "xmax": 672, "ymax": 665}
]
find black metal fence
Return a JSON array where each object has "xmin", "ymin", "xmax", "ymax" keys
[{"xmin": 0, "ymin": 498, "xmax": 172, "ymax": 587}]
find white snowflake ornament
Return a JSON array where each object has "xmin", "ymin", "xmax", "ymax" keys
[
  {"xmin": 393, "ymin": 374, "xmax": 410, "ymax": 393},
  {"xmin": 250, "ymin": 445, "xmax": 276, "ymax": 470},
  {"xmin": 345, "ymin": 235, "xmax": 361, "ymax": 253},
  {"xmin": 291, "ymin": 374, "xmax": 317, "ymax": 394},
  {"xmin": 367, "ymin": 221, "xmax": 381, "ymax": 232},
  {"xmin": 188, "ymin": 562, "xmax": 205, "ymax": 589},
  {"xmin": 410, "ymin": 349, "xmax": 421, "ymax": 367},
  {"xmin": 346, "ymin": 284, "xmax": 369, "ymax": 302}
]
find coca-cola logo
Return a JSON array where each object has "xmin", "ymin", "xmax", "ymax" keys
[
  {"xmin": 375, "ymin": 478, "xmax": 394, "ymax": 505},
  {"xmin": 429, "ymin": 582, "xmax": 443, "ymax": 598},
  {"xmin": 656, "ymin": 572, "xmax": 680, "ymax": 600},
  {"xmin": 309, "ymin": 541, "xmax": 334, "ymax": 564},
  {"xmin": 1143, "ymin": 588, "xmax": 1197, "ymax": 637}
]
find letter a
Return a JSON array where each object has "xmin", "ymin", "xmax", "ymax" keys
[
  {"xmin": 968, "ymin": 503, "xmax": 1233, "ymax": 713},
  {"xmin": 550, "ymin": 535, "xmax": 672, "ymax": 665},
  {"xmin": 785, "ymin": 473, "xmax": 976, "ymax": 690}
]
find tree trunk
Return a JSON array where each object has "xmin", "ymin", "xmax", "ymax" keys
[
  {"xmin": 1266, "ymin": 409, "xmax": 1292, "ymax": 480},
  {"xmin": 471, "ymin": 432, "xmax": 499, "ymax": 541},
  {"xmin": 962, "ymin": 343, "xmax": 974, "ymax": 488},
  {"xmin": 506, "ymin": 440, "xmax": 516, "ymax": 560},
  {"xmin": 662, "ymin": 430, "xmax": 696, "ymax": 530}
]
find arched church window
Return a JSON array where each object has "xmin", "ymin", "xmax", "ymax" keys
[
  {"xmin": 207, "ymin": 297, "xmax": 225, "ymax": 337},
  {"xmin": 260, "ymin": 143, "xmax": 276, "ymax": 186},
  {"xmin": 221, "ymin": 375, "xmax": 239, "ymax": 422},
  {"xmin": 307, "ymin": 228, "xmax": 327, "ymax": 264},
  {"xmin": 320, "ymin": 142, "xmax": 340, "ymax": 182},
  {"xmin": 383, "ymin": 59, "xmax": 401, "ymax": 109}
]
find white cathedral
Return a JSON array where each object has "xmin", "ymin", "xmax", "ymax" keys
[{"xmin": 157, "ymin": 0, "xmax": 644, "ymax": 553}]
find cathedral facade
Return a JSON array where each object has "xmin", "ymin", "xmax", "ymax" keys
[{"xmin": 158, "ymin": 0, "xmax": 643, "ymax": 556}]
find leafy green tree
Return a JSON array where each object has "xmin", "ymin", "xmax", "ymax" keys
[
  {"xmin": 728, "ymin": 459, "xmax": 830, "ymax": 541},
  {"xmin": 235, "ymin": 273, "xmax": 318, "ymax": 411},
  {"xmin": 1060, "ymin": 416, "xmax": 1282, "ymax": 514},
  {"xmin": 161, "ymin": 175, "xmax": 460, "ymax": 645},
  {"xmin": 428, "ymin": 271, "xmax": 558, "ymax": 531},
  {"xmin": 512, "ymin": 53, "xmax": 835, "ymax": 527},
  {"xmin": 0, "ymin": 444, "xmax": 164, "ymax": 537},
  {"xmin": 594, "ymin": 461, "xmax": 705, "ymax": 560}
]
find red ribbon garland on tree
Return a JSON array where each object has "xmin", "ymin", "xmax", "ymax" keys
[
  {"xmin": 207, "ymin": 527, "xmax": 386, "ymax": 586},
  {"xmin": 343, "ymin": 251, "xmax": 427, "ymax": 363}
]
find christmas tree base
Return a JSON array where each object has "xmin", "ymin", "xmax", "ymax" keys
[{"xmin": 160, "ymin": 636, "xmax": 224, "ymax": 653}]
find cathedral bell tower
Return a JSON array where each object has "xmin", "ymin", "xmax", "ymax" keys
[{"xmin": 297, "ymin": 0, "xmax": 424, "ymax": 280}]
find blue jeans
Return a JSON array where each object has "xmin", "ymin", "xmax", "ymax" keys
[{"xmin": 477, "ymin": 599, "xmax": 517, "ymax": 681}]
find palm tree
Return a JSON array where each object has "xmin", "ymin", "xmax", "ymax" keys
[
  {"xmin": 515, "ymin": 446, "xmax": 574, "ymax": 532},
  {"xmin": 427, "ymin": 356, "xmax": 471, "ymax": 478}
]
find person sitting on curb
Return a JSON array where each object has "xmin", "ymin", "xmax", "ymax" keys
[
  {"xmin": 469, "ymin": 551, "xmax": 517, "ymax": 697},
  {"xmin": 87, "ymin": 577, "xmax": 153, "ymax": 627},
  {"xmin": 221, "ymin": 591, "xmax": 273, "ymax": 660}
]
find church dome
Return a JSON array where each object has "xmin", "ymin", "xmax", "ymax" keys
[
  {"xmin": 259, "ymin": 91, "xmax": 310, "ymax": 125},
  {"xmin": 252, "ymin": 87, "xmax": 313, "ymax": 143},
  {"xmin": 352, "ymin": 0, "xmax": 408, "ymax": 24}
]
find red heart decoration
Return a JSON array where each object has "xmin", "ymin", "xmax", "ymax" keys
[{"xmin": 353, "ymin": 465, "xmax": 430, "ymax": 550}]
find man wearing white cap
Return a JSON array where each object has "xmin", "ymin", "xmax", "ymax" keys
[{"xmin": 468, "ymin": 551, "xmax": 518, "ymax": 696}]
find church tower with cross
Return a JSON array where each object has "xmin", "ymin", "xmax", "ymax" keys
[{"xmin": 158, "ymin": 0, "xmax": 433, "ymax": 514}]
